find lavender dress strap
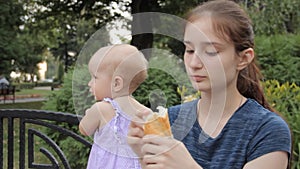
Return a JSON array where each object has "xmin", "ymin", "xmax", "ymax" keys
[{"xmin": 86, "ymin": 97, "xmax": 141, "ymax": 168}]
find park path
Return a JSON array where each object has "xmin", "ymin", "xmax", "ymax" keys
[{"xmin": 0, "ymin": 86, "xmax": 51, "ymax": 104}]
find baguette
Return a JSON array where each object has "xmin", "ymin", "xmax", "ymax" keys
[{"xmin": 144, "ymin": 106, "xmax": 172, "ymax": 137}]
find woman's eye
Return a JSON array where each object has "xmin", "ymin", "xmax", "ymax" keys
[
  {"xmin": 205, "ymin": 51, "xmax": 219, "ymax": 56},
  {"xmin": 204, "ymin": 45, "xmax": 219, "ymax": 56},
  {"xmin": 185, "ymin": 50, "xmax": 194, "ymax": 54}
]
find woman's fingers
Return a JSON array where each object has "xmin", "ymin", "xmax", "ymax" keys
[
  {"xmin": 142, "ymin": 135, "xmax": 178, "ymax": 155},
  {"xmin": 142, "ymin": 135, "xmax": 198, "ymax": 169},
  {"xmin": 128, "ymin": 125, "xmax": 143, "ymax": 137},
  {"xmin": 127, "ymin": 109, "xmax": 152, "ymax": 158},
  {"xmin": 143, "ymin": 154, "xmax": 163, "ymax": 167},
  {"xmin": 132, "ymin": 109, "xmax": 151, "ymax": 123},
  {"xmin": 128, "ymin": 109, "xmax": 149, "ymax": 137},
  {"xmin": 129, "ymin": 108, "xmax": 151, "ymax": 129}
]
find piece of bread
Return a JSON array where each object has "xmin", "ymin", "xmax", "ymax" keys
[{"xmin": 144, "ymin": 106, "xmax": 172, "ymax": 137}]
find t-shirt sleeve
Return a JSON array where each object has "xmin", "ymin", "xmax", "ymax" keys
[
  {"xmin": 168, "ymin": 105, "xmax": 180, "ymax": 125},
  {"xmin": 246, "ymin": 114, "xmax": 291, "ymax": 162}
]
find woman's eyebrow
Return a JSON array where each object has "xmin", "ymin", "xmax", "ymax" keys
[
  {"xmin": 184, "ymin": 40, "xmax": 221, "ymax": 45},
  {"xmin": 184, "ymin": 40, "xmax": 225, "ymax": 47}
]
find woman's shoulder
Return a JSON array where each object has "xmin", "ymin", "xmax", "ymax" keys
[
  {"xmin": 240, "ymin": 99, "xmax": 291, "ymax": 140},
  {"xmin": 168, "ymin": 99, "xmax": 199, "ymax": 124},
  {"xmin": 243, "ymin": 99, "xmax": 292, "ymax": 161},
  {"xmin": 242, "ymin": 99, "xmax": 286, "ymax": 123}
]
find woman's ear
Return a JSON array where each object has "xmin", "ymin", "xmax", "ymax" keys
[
  {"xmin": 237, "ymin": 48, "xmax": 254, "ymax": 70},
  {"xmin": 112, "ymin": 76, "xmax": 123, "ymax": 92}
]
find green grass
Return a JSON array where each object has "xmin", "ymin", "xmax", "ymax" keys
[
  {"xmin": 15, "ymin": 89, "xmax": 52, "ymax": 97},
  {"xmin": 0, "ymin": 101, "xmax": 44, "ymax": 109},
  {"xmin": 0, "ymin": 88, "xmax": 52, "ymax": 110}
]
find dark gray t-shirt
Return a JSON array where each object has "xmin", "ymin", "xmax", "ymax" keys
[{"xmin": 168, "ymin": 98, "xmax": 291, "ymax": 169}]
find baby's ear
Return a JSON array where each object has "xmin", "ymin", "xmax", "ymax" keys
[
  {"xmin": 237, "ymin": 48, "xmax": 254, "ymax": 70},
  {"xmin": 112, "ymin": 76, "xmax": 124, "ymax": 92}
]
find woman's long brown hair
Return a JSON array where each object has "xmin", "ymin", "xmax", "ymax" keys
[{"xmin": 185, "ymin": 0, "xmax": 274, "ymax": 112}]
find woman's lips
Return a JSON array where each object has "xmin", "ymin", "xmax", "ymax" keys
[{"xmin": 190, "ymin": 75, "xmax": 206, "ymax": 82}]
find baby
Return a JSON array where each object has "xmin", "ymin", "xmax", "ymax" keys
[{"xmin": 79, "ymin": 44, "xmax": 149, "ymax": 169}]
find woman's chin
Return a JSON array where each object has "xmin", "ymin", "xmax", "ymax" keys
[{"xmin": 192, "ymin": 83, "xmax": 210, "ymax": 92}]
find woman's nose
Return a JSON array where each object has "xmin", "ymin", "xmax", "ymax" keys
[{"xmin": 189, "ymin": 52, "xmax": 204, "ymax": 69}]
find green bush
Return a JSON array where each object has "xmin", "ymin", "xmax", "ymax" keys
[
  {"xmin": 133, "ymin": 49, "xmax": 194, "ymax": 110},
  {"xmin": 263, "ymin": 80, "xmax": 300, "ymax": 169},
  {"xmin": 133, "ymin": 68, "xmax": 182, "ymax": 110},
  {"xmin": 12, "ymin": 82, "xmax": 35, "ymax": 90},
  {"xmin": 255, "ymin": 34, "xmax": 300, "ymax": 85},
  {"xmin": 42, "ymin": 66, "xmax": 93, "ymax": 168},
  {"xmin": 36, "ymin": 82, "xmax": 53, "ymax": 87}
]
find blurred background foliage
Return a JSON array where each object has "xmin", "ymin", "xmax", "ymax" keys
[
  {"xmin": 255, "ymin": 34, "xmax": 300, "ymax": 85},
  {"xmin": 1, "ymin": 0, "xmax": 299, "ymax": 80},
  {"xmin": 1, "ymin": 0, "xmax": 299, "ymax": 168},
  {"xmin": 263, "ymin": 80, "xmax": 300, "ymax": 169}
]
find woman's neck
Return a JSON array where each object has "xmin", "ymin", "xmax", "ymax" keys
[
  {"xmin": 199, "ymin": 88, "xmax": 244, "ymax": 115},
  {"xmin": 197, "ymin": 87, "xmax": 245, "ymax": 138}
]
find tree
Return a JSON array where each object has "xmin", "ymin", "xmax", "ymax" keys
[
  {"xmin": 245, "ymin": 0, "xmax": 300, "ymax": 35},
  {"xmin": 130, "ymin": 0, "xmax": 160, "ymax": 59},
  {"xmin": 0, "ymin": 0, "xmax": 24, "ymax": 77},
  {"xmin": 130, "ymin": 0, "xmax": 206, "ymax": 60},
  {"xmin": 23, "ymin": 0, "xmax": 120, "ymax": 72},
  {"xmin": 14, "ymin": 31, "xmax": 46, "ymax": 82}
]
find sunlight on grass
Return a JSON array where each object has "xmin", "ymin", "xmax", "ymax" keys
[{"xmin": 15, "ymin": 89, "xmax": 52, "ymax": 98}]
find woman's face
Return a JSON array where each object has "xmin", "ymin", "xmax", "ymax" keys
[{"xmin": 183, "ymin": 17, "xmax": 240, "ymax": 93}]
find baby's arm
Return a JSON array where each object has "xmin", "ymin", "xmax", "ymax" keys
[{"xmin": 79, "ymin": 103, "xmax": 101, "ymax": 136}]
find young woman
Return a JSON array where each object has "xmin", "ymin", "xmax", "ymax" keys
[{"xmin": 128, "ymin": 1, "xmax": 291, "ymax": 169}]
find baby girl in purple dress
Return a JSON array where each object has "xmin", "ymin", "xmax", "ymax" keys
[{"xmin": 79, "ymin": 44, "xmax": 149, "ymax": 169}]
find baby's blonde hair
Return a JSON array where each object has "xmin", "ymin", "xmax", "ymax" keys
[{"xmin": 90, "ymin": 44, "xmax": 148, "ymax": 94}]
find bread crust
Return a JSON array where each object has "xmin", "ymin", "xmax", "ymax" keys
[{"xmin": 144, "ymin": 107, "xmax": 172, "ymax": 136}]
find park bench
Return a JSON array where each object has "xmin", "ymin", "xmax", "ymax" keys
[
  {"xmin": 0, "ymin": 109, "xmax": 92, "ymax": 169},
  {"xmin": 0, "ymin": 84, "xmax": 15, "ymax": 103}
]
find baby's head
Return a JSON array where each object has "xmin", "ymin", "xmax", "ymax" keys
[{"xmin": 88, "ymin": 44, "xmax": 148, "ymax": 99}]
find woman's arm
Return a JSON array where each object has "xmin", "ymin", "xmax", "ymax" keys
[{"xmin": 243, "ymin": 151, "xmax": 289, "ymax": 169}]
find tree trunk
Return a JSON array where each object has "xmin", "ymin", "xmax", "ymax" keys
[{"xmin": 130, "ymin": 0, "xmax": 156, "ymax": 60}]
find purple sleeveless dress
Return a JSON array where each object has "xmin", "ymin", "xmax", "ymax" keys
[{"xmin": 86, "ymin": 98, "xmax": 141, "ymax": 169}]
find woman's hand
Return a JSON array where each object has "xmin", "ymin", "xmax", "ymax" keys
[
  {"xmin": 141, "ymin": 135, "xmax": 202, "ymax": 169},
  {"xmin": 127, "ymin": 110, "xmax": 150, "ymax": 159}
]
